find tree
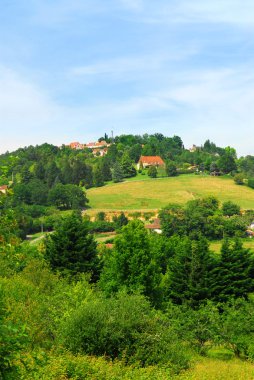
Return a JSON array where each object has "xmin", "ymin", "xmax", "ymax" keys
[
  {"xmin": 234, "ymin": 173, "xmax": 244, "ymax": 185},
  {"xmin": 93, "ymin": 164, "xmax": 104, "ymax": 187},
  {"xmin": 159, "ymin": 204, "xmax": 186, "ymax": 237},
  {"xmin": 48, "ymin": 184, "xmax": 88, "ymax": 210},
  {"xmin": 45, "ymin": 161, "xmax": 61, "ymax": 187},
  {"xmin": 111, "ymin": 162, "xmax": 124, "ymax": 183},
  {"xmin": 0, "ymin": 286, "xmax": 27, "ymax": 378},
  {"xmin": 248, "ymin": 178, "xmax": 254, "ymax": 189},
  {"xmin": 113, "ymin": 212, "xmax": 128, "ymax": 229},
  {"xmin": 99, "ymin": 220, "xmax": 162, "ymax": 305},
  {"xmin": 121, "ymin": 153, "xmax": 137, "ymax": 178},
  {"xmin": 148, "ymin": 166, "xmax": 157, "ymax": 178},
  {"xmin": 166, "ymin": 161, "xmax": 177, "ymax": 177},
  {"xmin": 167, "ymin": 237, "xmax": 215, "ymax": 306},
  {"xmin": 100, "ymin": 157, "xmax": 112, "ymax": 182},
  {"xmin": 28, "ymin": 179, "xmax": 49, "ymax": 205},
  {"xmin": 218, "ymin": 147, "xmax": 237, "ymax": 174},
  {"xmin": 211, "ymin": 239, "xmax": 254, "ymax": 302},
  {"xmin": 44, "ymin": 212, "xmax": 100, "ymax": 279},
  {"xmin": 222, "ymin": 201, "xmax": 240, "ymax": 217}
]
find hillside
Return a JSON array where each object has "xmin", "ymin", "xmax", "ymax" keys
[{"xmin": 86, "ymin": 174, "xmax": 254, "ymax": 211}]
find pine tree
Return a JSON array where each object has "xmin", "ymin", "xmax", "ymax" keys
[
  {"xmin": 45, "ymin": 212, "xmax": 100, "ymax": 280},
  {"xmin": 121, "ymin": 153, "xmax": 137, "ymax": 178},
  {"xmin": 167, "ymin": 237, "xmax": 215, "ymax": 306},
  {"xmin": 93, "ymin": 164, "xmax": 104, "ymax": 187},
  {"xmin": 211, "ymin": 239, "xmax": 254, "ymax": 302},
  {"xmin": 111, "ymin": 162, "xmax": 124, "ymax": 183}
]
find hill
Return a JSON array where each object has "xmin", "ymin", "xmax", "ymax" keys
[{"xmin": 86, "ymin": 174, "xmax": 254, "ymax": 211}]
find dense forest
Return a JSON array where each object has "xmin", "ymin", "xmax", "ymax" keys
[{"xmin": 1, "ymin": 134, "xmax": 254, "ymax": 378}]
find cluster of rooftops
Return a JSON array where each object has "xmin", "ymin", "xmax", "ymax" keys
[{"xmin": 68, "ymin": 141, "xmax": 165, "ymax": 168}]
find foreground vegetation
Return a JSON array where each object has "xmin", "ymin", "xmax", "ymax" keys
[
  {"xmin": 1, "ymin": 199, "xmax": 254, "ymax": 378},
  {"xmin": 2, "ymin": 134, "xmax": 254, "ymax": 378}
]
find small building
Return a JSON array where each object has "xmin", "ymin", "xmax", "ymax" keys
[
  {"xmin": 189, "ymin": 144, "xmax": 198, "ymax": 152},
  {"xmin": 85, "ymin": 141, "xmax": 109, "ymax": 149},
  {"xmin": 92, "ymin": 148, "xmax": 108, "ymax": 157},
  {"xmin": 0, "ymin": 185, "xmax": 8, "ymax": 194},
  {"xmin": 145, "ymin": 218, "xmax": 162, "ymax": 234},
  {"xmin": 69, "ymin": 142, "xmax": 85, "ymax": 150},
  {"xmin": 137, "ymin": 156, "xmax": 165, "ymax": 170}
]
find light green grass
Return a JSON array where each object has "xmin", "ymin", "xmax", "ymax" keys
[
  {"xmin": 87, "ymin": 174, "xmax": 254, "ymax": 211},
  {"xmin": 94, "ymin": 232, "xmax": 116, "ymax": 243},
  {"xmin": 210, "ymin": 239, "xmax": 254, "ymax": 254},
  {"xmin": 177, "ymin": 357, "xmax": 254, "ymax": 380}
]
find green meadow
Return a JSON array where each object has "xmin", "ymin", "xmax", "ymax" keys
[{"xmin": 87, "ymin": 174, "xmax": 254, "ymax": 212}]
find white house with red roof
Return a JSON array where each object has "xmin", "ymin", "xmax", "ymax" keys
[{"xmin": 137, "ymin": 156, "xmax": 165, "ymax": 170}]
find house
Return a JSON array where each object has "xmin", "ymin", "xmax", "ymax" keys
[
  {"xmin": 69, "ymin": 142, "xmax": 85, "ymax": 150},
  {"xmin": 189, "ymin": 144, "xmax": 198, "ymax": 152},
  {"xmin": 0, "ymin": 185, "xmax": 8, "ymax": 194},
  {"xmin": 92, "ymin": 148, "xmax": 108, "ymax": 157},
  {"xmin": 145, "ymin": 218, "xmax": 162, "ymax": 234},
  {"xmin": 137, "ymin": 156, "xmax": 165, "ymax": 170},
  {"xmin": 85, "ymin": 141, "xmax": 109, "ymax": 149}
]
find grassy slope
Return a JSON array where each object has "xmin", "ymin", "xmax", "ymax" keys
[
  {"xmin": 178, "ymin": 357, "xmax": 254, "ymax": 380},
  {"xmin": 87, "ymin": 174, "xmax": 254, "ymax": 211},
  {"xmin": 210, "ymin": 239, "xmax": 254, "ymax": 253}
]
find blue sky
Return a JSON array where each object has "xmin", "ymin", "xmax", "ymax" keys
[{"xmin": 0, "ymin": 0, "xmax": 254, "ymax": 156}]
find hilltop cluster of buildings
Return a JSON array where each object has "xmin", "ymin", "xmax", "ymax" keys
[{"xmin": 68, "ymin": 140, "xmax": 110, "ymax": 157}]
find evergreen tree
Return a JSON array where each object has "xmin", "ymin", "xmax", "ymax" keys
[
  {"xmin": 211, "ymin": 239, "xmax": 254, "ymax": 302},
  {"xmin": 45, "ymin": 161, "xmax": 61, "ymax": 188},
  {"xmin": 93, "ymin": 164, "xmax": 104, "ymax": 187},
  {"xmin": 44, "ymin": 212, "xmax": 100, "ymax": 279},
  {"xmin": 121, "ymin": 153, "xmax": 137, "ymax": 178},
  {"xmin": 167, "ymin": 237, "xmax": 215, "ymax": 306},
  {"xmin": 101, "ymin": 157, "xmax": 112, "ymax": 181},
  {"xmin": 111, "ymin": 162, "xmax": 124, "ymax": 183}
]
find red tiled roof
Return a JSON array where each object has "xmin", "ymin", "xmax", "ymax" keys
[
  {"xmin": 105, "ymin": 243, "xmax": 114, "ymax": 249},
  {"xmin": 139, "ymin": 156, "xmax": 165, "ymax": 166},
  {"xmin": 145, "ymin": 218, "xmax": 161, "ymax": 230}
]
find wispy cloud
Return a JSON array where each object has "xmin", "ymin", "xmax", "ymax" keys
[
  {"xmin": 1, "ymin": 64, "xmax": 254, "ymax": 156},
  {"xmin": 125, "ymin": 0, "xmax": 254, "ymax": 26},
  {"xmin": 30, "ymin": 0, "xmax": 107, "ymax": 27},
  {"xmin": 70, "ymin": 47, "xmax": 199, "ymax": 80},
  {"xmin": 118, "ymin": 0, "xmax": 144, "ymax": 12}
]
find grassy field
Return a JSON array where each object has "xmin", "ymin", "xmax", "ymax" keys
[
  {"xmin": 178, "ymin": 357, "xmax": 254, "ymax": 380},
  {"xmin": 86, "ymin": 174, "xmax": 254, "ymax": 212},
  {"xmin": 210, "ymin": 239, "xmax": 254, "ymax": 253}
]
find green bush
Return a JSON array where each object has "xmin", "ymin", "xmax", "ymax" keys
[
  {"xmin": 248, "ymin": 178, "xmax": 254, "ymax": 189},
  {"xmin": 59, "ymin": 293, "xmax": 190, "ymax": 372},
  {"xmin": 22, "ymin": 351, "xmax": 175, "ymax": 380}
]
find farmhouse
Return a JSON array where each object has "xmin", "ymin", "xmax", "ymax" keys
[{"xmin": 137, "ymin": 156, "xmax": 165, "ymax": 170}]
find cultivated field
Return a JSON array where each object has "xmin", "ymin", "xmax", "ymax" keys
[{"xmin": 86, "ymin": 174, "xmax": 254, "ymax": 212}]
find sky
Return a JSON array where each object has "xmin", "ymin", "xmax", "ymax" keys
[{"xmin": 0, "ymin": 0, "xmax": 254, "ymax": 156}]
